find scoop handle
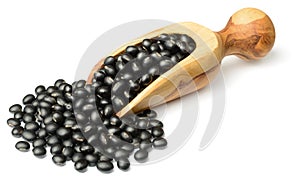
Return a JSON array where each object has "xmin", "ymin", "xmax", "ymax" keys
[{"xmin": 218, "ymin": 8, "xmax": 275, "ymax": 60}]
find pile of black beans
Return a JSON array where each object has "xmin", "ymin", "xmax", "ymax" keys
[{"xmin": 7, "ymin": 33, "xmax": 196, "ymax": 173}]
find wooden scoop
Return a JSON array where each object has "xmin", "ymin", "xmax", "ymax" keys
[{"xmin": 87, "ymin": 8, "xmax": 275, "ymax": 117}]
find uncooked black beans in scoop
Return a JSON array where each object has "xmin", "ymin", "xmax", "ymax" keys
[{"xmin": 6, "ymin": 33, "xmax": 196, "ymax": 173}]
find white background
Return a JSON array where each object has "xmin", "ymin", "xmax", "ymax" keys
[{"xmin": 0, "ymin": 0, "xmax": 298, "ymax": 180}]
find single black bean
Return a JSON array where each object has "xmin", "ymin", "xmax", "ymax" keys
[
  {"xmin": 7, "ymin": 118, "xmax": 20, "ymax": 127},
  {"xmin": 117, "ymin": 158, "xmax": 130, "ymax": 171},
  {"xmin": 22, "ymin": 130, "xmax": 36, "ymax": 141},
  {"xmin": 139, "ymin": 130, "xmax": 151, "ymax": 140},
  {"xmin": 149, "ymin": 119, "xmax": 163, "ymax": 128},
  {"xmin": 52, "ymin": 154, "xmax": 66, "ymax": 166},
  {"xmin": 110, "ymin": 116, "xmax": 122, "ymax": 127},
  {"xmin": 151, "ymin": 127, "xmax": 164, "ymax": 137},
  {"xmin": 25, "ymin": 122, "xmax": 39, "ymax": 132},
  {"xmin": 50, "ymin": 144, "xmax": 64, "ymax": 155},
  {"xmin": 75, "ymin": 80, "xmax": 86, "ymax": 88},
  {"xmin": 47, "ymin": 86, "xmax": 57, "ymax": 94},
  {"xmin": 153, "ymin": 137, "xmax": 168, "ymax": 148},
  {"xmin": 97, "ymin": 161, "xmax": 114, "ymax": 172},
  {"xmin": 23, "ymin": 113, "xmax": 35, "ymax": 123},
  {"xmin": 22, "ymin": 107, "xmax": 35, "ymax": 117},
  {"xmin": 35, "ymin": 85, "xmax": 46, "ymax": 95},
  {"xmin": 15, "ymin": 141, "xmax": 30, "ymax": 152},
  {"xmin": 139, "ymin": 140, "xmax": 152, "ymax": 150},
  {"xmin": 120, "ymin": 144, "xmax": 135, "ymax": 153},
  {"xmin": 85, "ymin": 154, "xmax": 99, "ymax": 167},
  {"xmin": 74, "ymin": 88, "xmax": 88, "ymax": 98},
  {"xmin": 12, "ymin": 126, "xmax": 24, "ymax": 138},
  {"xmin": 114, "ymin": 149, "xmax": 129, "ymax": 160},
  {"xmin": 96, "ymin": 86, "xmax": 110, "ymax": 99},
  {"xmin": 54, "ymin": 79, "xmax": 65, "ymax": 88},
  {"xmin": 72, "ymin": 131, "xmax": 85, "ymax": 143},
  {"xmin": 52, "ymin": 112, "xmax": 64, "ymax": 125},
  {"xmin": 120, "ymin": 131, "xmax": 133, "ymax": 143},
  {"xmin": 62, "ymin": 139, "xmax": 74, "ymax": 147},
  {"xmin": 47, "ymin": 135, "xmax": 61, "ymax": 146},
  {"xmin": 45, "ymin": 123, "xmax": 59, "ymax": 134},
  {"xmin": 104, "ymin": 65, "xmax": 116, "ymax": 77},
  {"xmin": 39, "ymin": 107, "xmax": 51, "ymax": 117},
  {"xmin": 32, "ymin": 146, "xmax": 47, "ymax": 157},
  {"xmin": 80, "ymin": 144, "xmax": 94, "ymax": 154},
  {"xmin": 23, "ymin": 94, "xmax": 35, "ymax": 105},
  {"xmin": 121, "ymin": 53, "xmax": 132, "ymax": 63},
  {"xmin": 44, "ymin": 96, "xmax": 57, "ymax": 104},
  {"xmin": 134, "ymin": 149, "xmax": 148, "ymax": 162},
  {"xmin": 104, "ymin": 56, "xmax": 116, "ymax": 65},
  {"xmin": 53, "ymin": 104, "xmax": 65, "ymax": 112},
  {"xmin": 14, "ymin": 111, "xmax": 24, "ymax": 120},
  {"xmin": 9, "ymin": 104, "xmax": 22, "ymax": 113},
  {"xmin": 74, "ymin": 159, "xmax": 89, "ymax": 172},
  {"xmin": 64, "ymin": 118, "xmax": 76, "ymax": 129},
  {"xmin": 103, "ymin": 104, "xmax": 113, "ymax": 117},
  {"xmin": 142, "ymin": 39, "xmax": 152, "ymax": 50},
  {"xmin": 37, "ymin": 128, "xmax": 48, "ymax": 138},
  {"xmin": 103, "ymin": 76, "xmax": 114, "ymax": 86},
  {"xmin": 33, "ymin": 138, "xmax": 47, "ymax": 147},
  {"xmin": 63, "ymin": 111, "xmax": 73, "ymax": 118},
  {"xmin": 126, "ymin": 46, "xmax": 139, "ymax": 57}
]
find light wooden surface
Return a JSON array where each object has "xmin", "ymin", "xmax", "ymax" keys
[{"xmin": 87, "ymin": 8, "xmax": 276, "ymax": 117}]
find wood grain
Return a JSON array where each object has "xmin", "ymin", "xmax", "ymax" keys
[{"xmin": 86, "ymin": 8, "xmax": 276, "ymax": 117}]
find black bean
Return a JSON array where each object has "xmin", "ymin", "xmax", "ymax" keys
[
  {"xmin": 64, "ymin": 118, "xmax": 77, "ymax": 129},
  {"xmin": 121, "ymin": 53, "xmax": 132, "ymax": 63},
  {"xmin": 74, "ymin": 159, "xmax": 89, "ymax": 172},
  {"xmin": 62, "ymin": 147, "xmax": 74, "ymax": 160},
  {"xmin": 126, "ymin": 46, "xmax": 139, "ymax": 57},
  {"xmin": 149, "ymin": 119, "xmax": 163, "ymax": 128},
  {"xmin": 134, "ymin": 149, "xmax": 148, "ymax": 162},
  {"xmin": 32, "ymin": 146, "xmax": 47, "ymax": 157},
  {"xmin": 103, "ymin": 76, "xmax": 114, "ymax": 86},
  {"xmin": 104, "ymin": 104, "xmax": 113, "ymax": 117},
  {"xmin": 153, "ymin": 137, "xmax": 168, "ymax": 148},
  {"xmin": 24, "ymin": 105, "xmax": 37, "ymax": 114},
  {"xmin": 47, "ymin": 86, "xmax": 57, "ymax": 94},
  {"xmin": 7, "ymin": 118, "xmax": 20, "ymax": 127},
  {"xmin": 104, "ymin": 65, "xmax": 116, "ymax": 77},
  {"xmin": 120, "ymin": 131, "xmax": 133, "ymax": 143},
  {"xmin": 14, "ymin": 111, "xmax": 24, "ymax": 120},
  {"xmin": 33, "ymin": 138, "xmax": 47, "ymax": 147},
  {"xmin": 80, "ymin": 144, "xmax": 94, "ymax": 154},
  {"xmin": 75, "ymin": 80, "xmax": 86, "ymax": 88},
  {"xmin": 104, "ymin": 56, "xmax": 116, "ymax": 65},
  {"xmin": 151, "ymin": 127, "xmax": 164, "ymax": 137},
  {"xmin": 142, "ymin": 39, "xmax": 152, "ymax": 50},
  {"xmin": 96, "ymin": 86, "xmax": 110, "ymax": 98},
  {"xmin": 82, "ymin": 104, "xmax": 95, "ymax": 113},
  {"xmin": 140, "ymin": 74, "xmax": 153, "ymax": 87},
  {"xmin": 114, "ymin": 149, "xmax": 129, "ymax": 160},
  {"xmin": 52, "ymin": 112, "xmax": 64, "ymax": 125},
  {"xmin": 9, "ymin": 104, "xmax": 22, "ymax": 113},
  {"xmin": 12, "ymin": 126, "xmax": 24, "ymax": 138},
  {"xmin": 64, "ymin": 84, "xmax": 72, "ymax": 93},
  {"xmin": 37, "ymin": 128, "xmax": 48, "ymax": 138},
  {"xmin": 72, "ymin": 152, "xmax": 84, "ymax": 163},
  {"xmin": 97, "ymin": 161, "xmax": 114, "ymax": 172},
  {"xmin": 139, "ymin": 130, "xmax": 151, "ymax": 140},
  {"xmin": 22, "ymin": 94, "xmax": 35, "ymax": 105},
  {"xmin": 115, "ymin": 61, "xmax": 125, "ymax": 71},
  {"xmin": 22, "ymin": 130, "xmax": 36, "ymax": 141},
  {"xmin": 45, "ymin": 123, "xmax": 59, "ymax": 134},
  {"xmin": 50, "ymin": 144, "xmax": 64, "ymax": 155},
  {"xmin": 53, "ymin": 104, "xmax": 65, "ymax": 112},
  {"xmin": 85, "ymin": 154, "xmax": 99, "ymax": 167},
  {"xmin": 25, "ymin": 122, "xmax": 39, "ymax": 132},
  {"xmin": 62, "ymin": 139, "xmax": 74, "ymax": 147},
  {"xmin": 15, "ymin": 141, "xmax": 30, "ymax": 152},
  {"xmin": 35, "ymin": 85, "xmax": 46, "ymax": 95},
  {"xmin": 54, "ymin": 79, "xmax": 65, "ymax": 88},
  {"xmin": 63, "ymin": 111, "xmax": 73, "ymax": 118},
  {"xmin": 52, "ymin": 154, "xmax": 66, "ymax": 166},
  {"xmin": 72, "ymin": 132, "xmax": 85, "ymax": 143},
  {"xmin": 109, "ymin": 116, "xmax": 121, "ymax": 127},
  {"xmin": 74, "ymin": 88, "xmax": 88, "ymax": 98},
  {"xmin": 39, "ymin": 107, "xmax": 51, "ymax": 118},
  {"xmin": 47, "ymin": 135, "xmax": 61, "ymax": 146},
  {"xmin": 117, "ymin": 158, "xmax": 130, "ymax": 171},
  {"xmin": 23, "ymin": 113, "xmax": 35, "ymax": 123},
  {"xmin": 139, "ymin": 140, "xmax": 152, "ymax": 150},
  {"xmin": 57, "ymin": 96, "xmax": 67, "ymax": 106}
]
